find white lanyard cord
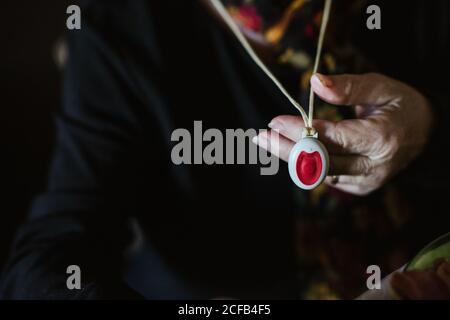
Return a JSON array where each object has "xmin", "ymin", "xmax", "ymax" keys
[
  {"xmin": 308, "ymin": 0, "xmax": 332, "ymax": 128},
  {"xmin": 209, "ymin": 0, "xmax": 332, "ymax": 131}
]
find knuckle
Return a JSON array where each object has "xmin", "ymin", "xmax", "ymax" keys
[
  {"xmin": 369, "ymin": 123, "xmax": 386, "ymax": 146},
  {"xmin": 358, "ymin": 158, "xmax": 372, "ymax": 176},
  {"xmin": 373, "ymin": 168, "xmax": 390, "ymax": 186},
  {"xmin": 381, "ymin": 126, "xmax": 402, "ymax": 157},
  {"xmin": 366, "ymin": 72, "xmax": 390, "ymax": 87},
  {"xmin": 333, "ymin": 123, "xmax": 346, "ymax": 149},
  {"xmin": 371, "ymin": 121, "xmax": 391, "ymax": 145},
  {"xmin": 379, "ymin": 130, "xmax": 392, "ymax": 146},
  {"xmin": 342, "ymin": 76, "xmax": 357, "ymax": 105},
  {"xmin": 388, "ymin": 134, "xmax": 401, "ymax": 154},
  {"xmin": 365, "ymin": 72, "xmax": 383, "ymax": 82}
]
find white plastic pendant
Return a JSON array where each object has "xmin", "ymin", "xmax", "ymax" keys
[{"xmin": 288, "ymin": 132, "xmax": 329, "ymax": 190}]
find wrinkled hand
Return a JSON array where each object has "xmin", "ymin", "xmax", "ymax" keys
[{"xmin": 254, "ymin": 73, "xmax": 434, "ymax": 195}]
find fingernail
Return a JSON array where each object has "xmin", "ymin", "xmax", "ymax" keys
[
  {"xmin": 251, "ymin": 136, "xmax": 258, "ymax": 144},
  {"xmin": 268, "ymin": 120, "xmax": 284, "ymax": 132},
  {"xmin": 312, "ymin": 73, "xmax": 333, "ymax": 87}
]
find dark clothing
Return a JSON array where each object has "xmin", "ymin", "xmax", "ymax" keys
[{"xmin": 1, "ymin": 0, "xmax": 449, "ymax": 299}]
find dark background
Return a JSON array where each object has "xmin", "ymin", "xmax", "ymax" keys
[
  {"xmin": 0, "ymin": 1, "xmax": 72, "ymax": 270},
  {"xmin": 0, "ymin": 0, "xmax": 449, "ymax": 290}
]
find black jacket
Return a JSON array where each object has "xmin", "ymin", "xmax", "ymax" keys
[{"xmin": 1, "ymin": 0, "xmax": 449, "ymax": 299}]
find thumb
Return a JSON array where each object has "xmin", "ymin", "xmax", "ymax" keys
[{"xmin": 310, "ymin": 73, "xmax": 395, "ymax": 107}]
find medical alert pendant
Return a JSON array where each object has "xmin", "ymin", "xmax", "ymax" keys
[
  {"xmin": 208, "ymin": 0, "xmax": 333, "ymax": 190},
  {"xmin": 288, "ymin": 129, "xmax": 329, "ymax": 190}
]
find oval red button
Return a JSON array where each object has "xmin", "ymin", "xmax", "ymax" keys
[{"xmin": 296, "ymin": 151, "xmax": 323, "ymax": 186}]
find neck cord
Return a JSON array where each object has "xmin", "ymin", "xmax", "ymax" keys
[{"xmin": 209, "ymin": 0, "xmax": 332, "ymax": 133}]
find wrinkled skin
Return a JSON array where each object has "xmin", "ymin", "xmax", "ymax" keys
[{"xmin": 254, "ymin": 73, "xmax": 434, "ymax": 196}]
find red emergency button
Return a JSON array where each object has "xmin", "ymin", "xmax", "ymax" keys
[
  {"xmin": 296, "ymin": 151, "xmax": 323, "ymax": 186},
  {"xmin": 288, "ymin": 136, "xmax": 329, "ymax": 190}
]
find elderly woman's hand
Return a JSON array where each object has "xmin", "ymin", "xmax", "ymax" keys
[{"xmin": 254, "ymin": 73, "xmax": 434, "ymax": 196}]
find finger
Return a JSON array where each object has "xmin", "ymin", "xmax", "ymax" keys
[
  {"xmin": 327, "ymin": 183, "xmax": 365, "ymax": 196},
  {"xmin": 325, "ymin": 175, "xmax": 362, "ymax": 186},
  {"xmin": 268, "ymin": 115, "xmax": 379, "ymax": 155},
  {"xmin": 268, "ymin": 115, "xmax": 303, "ymax": 142},
  {"xmin": 325, "ymin": 175, "xmax": 374, "ymax": 196},
  {"xmin": 311, "ymin": 73, "xmax": 395, "ymax": 107},
  {"xmin": 268, "ymin": 116, "xmax": 340, "ymax": 150},
  {"xmin": 329, "ymin": 155, "xmax": 373, "ymax": 176},
  {"xmin": 252, "ymin": 130, "xmax": 294, "ymax": 162}
]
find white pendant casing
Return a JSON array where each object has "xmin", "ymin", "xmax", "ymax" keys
[{"xmin": 288, "ymin": 136, "xmax": 329, "ymax": 190}]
